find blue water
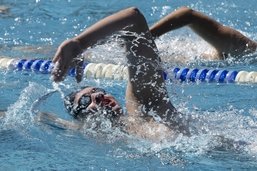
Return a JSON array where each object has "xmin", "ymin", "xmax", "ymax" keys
[{"xmin": 1, "ymin": 0, "xmax": 257, "ymax": 170}]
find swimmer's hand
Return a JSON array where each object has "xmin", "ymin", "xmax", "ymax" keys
[{"xmin": 52, "ymin": 39, "xmax": 83, "ymax": 82}]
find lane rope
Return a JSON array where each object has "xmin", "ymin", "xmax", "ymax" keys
[{"xmin": 1, "ymin": 57, "xmax": 257, "ymax": 83}]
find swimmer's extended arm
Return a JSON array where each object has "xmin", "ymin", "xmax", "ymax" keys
[
  {"xmin": 1, "ymin": 110, "xmax": 81, "ymax": 130},
  {"xmin": 52, "ymin": 7, "xmax": 149, "ymax": 82},
  {"xmin": 52, "ymin": 6, "xmax": 169, "ymax": 115},
  {"xmin": 36, "ymin": 112, "xmax": 82, "ymax": 130},
  {"xmin": 150, "ymin": 7, "xmax": 257, "ymax": 57}
]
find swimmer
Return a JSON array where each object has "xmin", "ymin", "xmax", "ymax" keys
[
  {"xmin": 150, "ymin": 7, "xmax": 257, "ymax": 59},
  {"xmin": 4, "ymin": 7, "xmax": 255, "ymax": 140},
  {"xmin": 48, "ymin": 7, "xmax": 257, "ymax": 140},
  {"xmin": 50, "ymin": 7, "xmax": 190, "ymax": 140},
  {"xmin": 1, "ymin": 7, "xmax": 255, "ymax": 143}
]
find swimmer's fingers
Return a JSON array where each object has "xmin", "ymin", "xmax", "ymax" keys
[
  {"xmin": 52, "ymin": 51, "xmax": 70, "ymax": 82},
  {"xmin": 52, "ymin": 45, "xmax": 62, "ymax": 63},
  {"xmin": 52, "ymin": 46, "xmax": 62, "ymax": 82},
  {"xmin": 52, "ymin": 39, "xmax": 82, "ymax": 82},
  {"xmin": 52, "ymin": 41, "xmax": 71, "ymax": 82},
  {"xmin": 75, "ymin": 56, "xmax": 84, "ymax": 82},
  {"xmin": 52, "ymin": 59, "xmax": 69, "ymax": 82}
]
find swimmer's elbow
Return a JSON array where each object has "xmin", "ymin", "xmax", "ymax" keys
[
  {"xmin": 123, "ymin": 7, "xmax": 145, "ymax": 20},
  {"xmin": 123, "ymin": 7, "xmax": 148, "ymax": 30},
  {"xmin": 176, "ymin": 6, "xmax": 194, "ymax": 16},
  {"xmin": 126, "ymin": 7, "xmax": 142, "ymax": 15}
]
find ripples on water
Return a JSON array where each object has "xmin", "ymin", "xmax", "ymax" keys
[{"xmin": 1, "ymin": 0, "xmax": 257, "ymax": 170}]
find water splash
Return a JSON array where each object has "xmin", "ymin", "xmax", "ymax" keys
[{"xmin": 1, "ymin": 82, "xmax": 49, "ymax": 130}]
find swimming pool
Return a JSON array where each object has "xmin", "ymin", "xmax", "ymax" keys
[{"xmin": 1, "ymin": 0, "xmax": 257, "ymax": 170}]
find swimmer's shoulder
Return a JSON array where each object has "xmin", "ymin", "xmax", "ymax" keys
[{"xmin": 123, "ymin": 116, "xmax": 178, "ymax": 142}]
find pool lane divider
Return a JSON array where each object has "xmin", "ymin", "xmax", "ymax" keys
[{"xmin": 1, "ymin": 57, "xmax": 257, "ymax": 83}]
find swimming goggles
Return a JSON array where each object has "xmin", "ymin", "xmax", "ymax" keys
[{"xmin": 70, "ymin": 87, "xmax": 106, "ymax": 117}]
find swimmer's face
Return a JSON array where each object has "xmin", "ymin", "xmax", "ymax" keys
[{"xmin": 73, "ymin": 87, "xmax": 123, "ymax": 118}]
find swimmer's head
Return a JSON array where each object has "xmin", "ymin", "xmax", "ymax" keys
[{"xmin": 64, "ymin": 86, "xmax": 123, "ymax": 120}]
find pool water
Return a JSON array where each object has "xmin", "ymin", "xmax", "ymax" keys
[{"xmin": 1, "ymin": 0, "xmax": 257, "ymax": 170}]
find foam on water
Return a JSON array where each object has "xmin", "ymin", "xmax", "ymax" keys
[
  {"xmin": 1, "ymin": 82, "xmax": 49, "ymax": 130},
  {"xmin": 0, "ymin": 58, "xmax": 257, "ymax": 169}
]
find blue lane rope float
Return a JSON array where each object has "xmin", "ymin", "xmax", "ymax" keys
[{"xmin": 1, "ymin": 57, "xmax": 257, "ymax": 83}]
